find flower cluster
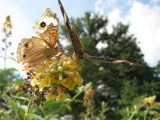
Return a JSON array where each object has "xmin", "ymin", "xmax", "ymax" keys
[
  {"xmin": 143, "ymin": 95, "xmax": 156, "ymax": 105},
  {"xmin": 30, "ymin": 55, "xmax": 83, "ymax": 101},
  {"xmin": 142, "ymin": 95, "xmax": 160, "ymax": 108}
]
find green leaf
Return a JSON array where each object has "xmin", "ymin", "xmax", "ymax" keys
[
  {"xmin": 3, "ymin": 109, "xmax": 12, "ymax": 114},
  {"xmin": 8, "ymin": 57, "xmax": 17, "ymax": 62},
  {"xmin": 74, "ymin": 99, "xmax": 83, "ymax": 103},
  {"xmin": 28, "ymin": 114, "xmax": 45, "ymax": 120},
  {"xmin": 65, "ymin": 104, "xmax": 72, "ymax": 111},
  {"xmin": 0, "ymin": 83, "xmax": 7, "ymax": 87},
  {"xmin": 7, "ymin": 68, "xmax": 18, "ymax": 71},
  {"xmin": 18, "ymin": 105, "xmax": 28, "ymax": 113},
  {"xmin": 11, "ymin": 95, "xmax": 29, "ymax": 101},
  {"xmin": 12, "ymin": 79, "xmax": 23, "ymax": 85},
  {"xmin": 43, "ymin": 100, "xmax": 56, "ymax": 109}
]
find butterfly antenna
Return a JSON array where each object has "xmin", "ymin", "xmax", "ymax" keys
[
  {"xmin": 86, "ymin": 58, "xmax": 100, "ymax": 66},
  {"xmin": 57, "ymin": 39, "xmax": 65, "ymax": 53},
  {"xmin": 65, "ymin": 32, "xmax": 69, "ymax": 38},
  {"xmin": 64, "ymin": 32, "xmax": 73, "ymax": 45},
  {"xmin": 60, "ymin": 32, "xmax": 69, "ymax": 40}
]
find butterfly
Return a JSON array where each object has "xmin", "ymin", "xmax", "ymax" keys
[
  {"xmin": 17, "ymin": 8, "xmax": 62, "ymax": 71},
  {"xmin": 58, "ymin": 0, "xmax": 143, "ymax": 66}
]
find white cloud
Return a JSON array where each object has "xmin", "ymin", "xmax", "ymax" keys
[
  {"xmin": 96, "ymin": 41, "xmax": 108, "ymax": 51},
  {"xmin": 95, "ymin": 0, "xmax": 103, "ymax": 11},
  {"xmin": 0, "ymin": 0, "xmax": 34, "ymax": 75},
  {"xmin": 95, "ymin": 0, "xmax": 160, "ymax": 66},
  {"xmin": 107, "ymin": 9, "xmax": 121, "ymax": 34},
  {"xmin": 127, "ymin": 1, "xmax": 160, "ymax": 66},
  {"xmin": 95, "ymin": 0, "xmax": 104, "ymax": 15}
]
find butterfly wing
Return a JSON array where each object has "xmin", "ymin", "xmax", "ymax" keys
[
  {"xmin": 58, "ymin": 0, "xmax": 84, "ymax": 58},
  {"xmin": 17, "ymin": 37, "xmax": 58, "ymax": 71},
  {"xmin": 33, "ymin": 8, "xmax": 59, "ymax": 47},
  {"xmin": 58, "ymin": 0, "xmax": 142, "ymax": 66},
  {"xmin": 83, "ymin": 53, "xmax": 143, "ymax": 66}
]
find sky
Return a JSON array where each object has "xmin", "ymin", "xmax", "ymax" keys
[{"xmin": 0, "ymin": 0, "xmax": 160, "ymax": 75}]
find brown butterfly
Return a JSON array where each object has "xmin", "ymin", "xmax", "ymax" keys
[
  {"xmin": 17, "ymin": 8, "xmax": 62, "ymax": 71},
  {"xmin": 58, "ymin": 0, "xmax": 143, "ymax": 66}
]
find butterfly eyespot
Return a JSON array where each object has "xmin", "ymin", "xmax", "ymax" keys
[
  {"xmin": 24, "ymin": 41, "xmax": 33, "ymax": 49},
  {"xmin": 23, "ymin": 54, "xmax": 27, "ymax": 58},
  {"xmin": 40, "ymin": 22, "xmax": 46, "ymax": 28}
]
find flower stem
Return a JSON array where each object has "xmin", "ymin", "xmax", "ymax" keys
[{"xmin": 24, "ymin": 100, "xmax": 31, "ymax": 120}]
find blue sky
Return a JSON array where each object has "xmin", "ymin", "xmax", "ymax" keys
[
  {"xmin": 3, "ymin": 0, "xmax": 97, "ymax": 22},
  {"xmin": 0, "ymin": 0, "xmax": 160, "ymax": 74}
]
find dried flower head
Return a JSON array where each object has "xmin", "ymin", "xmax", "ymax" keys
[
  {"xmin": 83, "ymin": 89, "xmax": 95, "ymax": 107},
  {"xmin": 83, "ymin": 89, "xmax": 95, "ymax": 116}
]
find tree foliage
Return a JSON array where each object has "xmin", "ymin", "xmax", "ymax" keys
[{"xmin": 60, "ymin": 11, "xmax": 160, "ymax": 119}]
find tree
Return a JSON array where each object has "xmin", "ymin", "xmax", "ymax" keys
[{"xmin": 60, "ymin": 11, "xmax": 159, "ymax": 119}]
